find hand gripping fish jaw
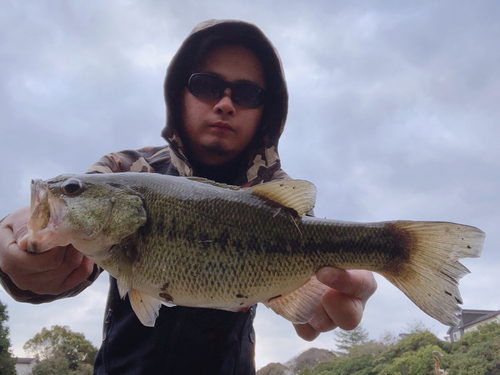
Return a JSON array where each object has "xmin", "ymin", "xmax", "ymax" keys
[
  {"xmin": 27, "ymin": 179, "xmax": 72, "ymax": 253},
  {"xmin": 27, "ymin": 175, "xmax": 147, "ymax": 257}
]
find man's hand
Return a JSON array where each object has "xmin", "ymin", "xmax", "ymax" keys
[
  {"xmin": 0, "ymin": 206, "xmax": 95, "ymax": 296},
  {"xmin": 293, "ymin": 267, "xmax": 377, "ymax": 341}
]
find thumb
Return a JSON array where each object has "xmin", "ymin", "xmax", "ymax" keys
[{"xmin": 17, "ymin": 233, "xmax": 28, "ymax": 251}]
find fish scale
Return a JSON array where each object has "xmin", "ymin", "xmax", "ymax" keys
[{"xmin": 27, "ymin": 173, "xmax": 485, "ymax": 327}]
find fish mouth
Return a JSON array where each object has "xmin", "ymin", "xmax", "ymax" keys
[
  {"xmin": 30, "ymin": 179, "xmax": 47, "ymax": 216},
  {"xmin": 27, "ymin": 179, "xmax": 69, "ymax": 253}
]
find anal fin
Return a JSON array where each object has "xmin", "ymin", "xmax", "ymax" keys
[
  {"xmin": 263, "ymin": 276, "xmax": 328, "ymax": 324},
  {"xmin": 129, "ymin": 289, "xmax": 163, "ymax": 327}
]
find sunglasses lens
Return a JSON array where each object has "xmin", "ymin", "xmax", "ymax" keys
[
  {"xmin": 188, "ymin": 75, "xmax": 224, "ymax": 100},
  {"xmin": 188, "ymin": 74, "xmax": 265, "ymax": 109},
  {"xmin": 232, "ymin": 85, "xmax": 264, "ymax": 109}
]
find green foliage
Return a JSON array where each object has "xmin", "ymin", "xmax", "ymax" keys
[
  {"xmin": 402, "ymin": 320, "xmax": 431, "ymax": 335},
  {"xmin": 372, "ymin": 330, "xmax": 444, "ymax": 372},
  {"xmin": 0, "ymin": 301, "xmax": 16, "ymax": 375},
  {"xmin": 334, "ymin": 324, "xmax": 370, "ymax": 355},
  {"xmin": 302, "ymin": 341, "xmax": 379, "ymax": 375},
  {"xmin": 23, "ymin": 325, "xmax": 97, "ymax": 375},
  {"xmin": 265, "ymin": 321, "xmax": 500, "ymax": 375},
  {"xmin": 288, "ymin": 348, "xmax": 335, "ymax": 373},
  {"xmin": 383, "ymin": 344, "xmax": 445, "ymax": 375},
  {"xmin": 31, "ymin": 356, "xmax": 93, "ymax": 375},
  {"xmin": 447, "ymin": 322, "xmax": 500, "ymax": 375},
  {"xmin": 461, "ymin": 321, "xmax": 500, "ymax": 346},
  {"xmin": 297, "ymin": 365, "xmax": 312, "ymax": 375}
]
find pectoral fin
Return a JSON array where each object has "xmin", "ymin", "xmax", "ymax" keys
[
  {"xmin": 129, "ymin": 289, "xmax": 163, "ymax": 327},
  {"xmin": 250, "ymin": 180, "xmax": 316, "ymax": 217},
  {"xmin": 263, "ymin": 276, "xmax": 328, "ymax": 324},
  {"xmin": 116, "ymin": 273, "xmax": 131, "ymax": 299}
]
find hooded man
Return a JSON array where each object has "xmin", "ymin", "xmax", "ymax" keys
[{"xmin": 0, "ymin": 20, "xmax": 377, "ymax": 374}]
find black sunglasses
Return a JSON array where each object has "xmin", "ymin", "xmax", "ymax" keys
[{"xmin": 187, "ymin": 73, "xmax": 266, "ymax": 109}]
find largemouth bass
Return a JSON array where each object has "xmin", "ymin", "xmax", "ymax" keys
[{"xmin": 27, "ymin": 173, "xmax": 485, "ymax": 327}]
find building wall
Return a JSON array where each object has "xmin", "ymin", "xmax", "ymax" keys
[
  {"xmin": 464, "ymin": 316, "xmax": 500, "ymax": 334},
  {"xmin": 15, "ymin": 360, "xmax": 37, "ymax": 375}
]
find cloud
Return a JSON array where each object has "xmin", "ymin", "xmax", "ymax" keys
[{"xmin": 1, "ymin": 0, "xmax": 499, "ymax": 369}]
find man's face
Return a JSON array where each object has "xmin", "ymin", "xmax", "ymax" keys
[{"xmin": 181, "ymin": 45, "xmax": 265, "ymax": 166}]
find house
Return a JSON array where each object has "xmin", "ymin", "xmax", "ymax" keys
[
  {"xmin": 15, "ymin": 357, "xmax": 37, "ymax": 375},
  {"xmin": 446, "ymin": 309, "xmax": 500, "ymax": 342}
]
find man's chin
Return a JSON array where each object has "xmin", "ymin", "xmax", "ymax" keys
[
  {"xmin": 195, "ymin": 144, "xmax": 235, "ymax": 165},
  {"xmin": 204, "ymin": 143, "xmax": 231, "ymax": 157}
]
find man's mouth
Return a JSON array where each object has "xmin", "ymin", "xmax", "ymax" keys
[{"xmin": 210, "ymin": 121, "xmax": 234, "ymax": 131}]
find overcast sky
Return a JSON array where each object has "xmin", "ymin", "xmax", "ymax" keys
[{"xmin": 1, "ymin": 0, "xmax": 499, "ymax": 369}]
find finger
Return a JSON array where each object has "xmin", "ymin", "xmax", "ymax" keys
[
  {"xmin": 316, "ymin": 267, "xmax": 377, "ymax": 303},
  {"xmin": 293, "ymin": 301, "xmax": 339, "ymax": 341},
  {"xmin": 308, "ymin": 301, "xmax": 338, "ymax": 332},
  {"xmin": 40, "ymin": 252, "xmax": 95, "ymax": 295},
  {"xmin": 0, "ymin": 210, "xmax": 68, "ymax": 275},
  {"xmin": 293, "ymin": 322, "xmax": 320, "ymax": 342},
  {"xmin": 321, "ymin": 288, "xmax": 364, "ymax": 330},
  {"xmin": 5, "ymin": 206, "xmax": 30, "ymax": 243},
  {"xmin": 59, "ymin": 256, "xmax": 95, "ymax": 292},
  {"xmin": 17, "ymin": 234, "xmax": 28, "ymax": 251},
  {"xmin": 4, "ymin": 243, "xmax": 68, "ymax": 274},
  {"xmin": 9, "ymin": 247, "xmax": 75, "ymax": 292},
  {"xmin": 19, "ymin": 249, "xmax": 94, "ymax": 295}
]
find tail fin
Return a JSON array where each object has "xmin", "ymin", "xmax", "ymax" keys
[{"xmin": 380, "ymin": 221, "xmax": 485, "ymax": 326}]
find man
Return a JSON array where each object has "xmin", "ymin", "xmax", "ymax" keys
[{"xmin": 0, "ymin": 20, "xmax": 377, "ymax": 374}]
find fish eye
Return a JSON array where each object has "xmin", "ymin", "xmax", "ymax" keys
[{"xmin": 62, "ymin": 178, "xmax": 84, "ymax": 196}]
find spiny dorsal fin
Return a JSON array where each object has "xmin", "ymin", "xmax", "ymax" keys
[
  {"xmin": 250, "ymin": 180, "xmax": 316, "ymax": 217},
  {"xmin": 186, "ymin": 177, "xmax": 240, "ymax": 190},
  {"xmin": 263, "ymin": 276, "xmax": 328, "ymax": 324}
]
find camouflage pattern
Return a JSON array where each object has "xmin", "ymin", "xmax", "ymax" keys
[{"xmin": 87, "ymin": 143, "xmax": 290, "ymax": 187}]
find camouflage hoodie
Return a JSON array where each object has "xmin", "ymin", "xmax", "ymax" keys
[
  {"xmin": 91, "ymin": 20, "xmax": 289, "ymax": 375},
  {"xmin": 88, "ymin": 19, "xmax": 290, "ymax": 187}
]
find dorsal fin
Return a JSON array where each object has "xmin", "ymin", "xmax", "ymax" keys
[
  {"xmin": 250, "ymin": 180, "xmax": 316, "ymax": 217},
  {"xmin": 186, "ymin": 177, "xmax": 240, "ymax": 190}
]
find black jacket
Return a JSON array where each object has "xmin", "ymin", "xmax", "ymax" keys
[{"xmin": 94, "ymin": 276, "xmax": 256, "ymax": 374}]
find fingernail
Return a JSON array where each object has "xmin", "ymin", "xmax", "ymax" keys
[
  {"xmin": 17, "ymin": 234, "xmax": 28, "ymax": 250},
  {"xmin": 317, "ymin": 266, "xmax": 343, "ymax": 285}
]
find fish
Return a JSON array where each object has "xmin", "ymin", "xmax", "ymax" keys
[{"xmin": 26, "ymin": 173, "xmax": 485, "ymax": 328}]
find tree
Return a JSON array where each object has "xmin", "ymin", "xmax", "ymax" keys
[
  {"xmin": 447, "ymin": 322, "xmax": 500, "ymax": 375},
  {"xmin": 0, "ymin": 300, "xmax": 16, "ymax": 375},
  {"xmin": 334, "ymin": 324, "xmax": 370, "ymax": 355},
  {"xmin": 297, "ymin": 365, "xmax": 312, "ymax": 375},
  {"xmin": 286, "ymin": 348, "xmax": 335, "ymax": 373},
  {"xmin": 259, "ymin": 321, "xmax": 500, "ymax": 375},
  {"xmin": 402, "ymin": 320, "xmax": 432, "ymax": 335},
  {"xmin": 372, "ymin": 330, "xmax": 445, "ymax": 374},
  {"xmin": 256, "ymin": 362, "xmax": 291, "ymax": 375},
  {"xmin": 23, "ymin": 325, "xmax": 97, "ymax": 375},
  {"xmin": 384, "ymin": 344, "xmax": 446, "ymax": 375}
]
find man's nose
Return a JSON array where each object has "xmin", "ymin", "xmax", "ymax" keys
[{"xmin": 213, "ymin": 88, "xmax": 236, "ymax": 115}]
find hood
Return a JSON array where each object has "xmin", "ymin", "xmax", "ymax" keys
[{"xmin": 161, "ymin": 19, "xmax": 288, "ymax": 186}]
